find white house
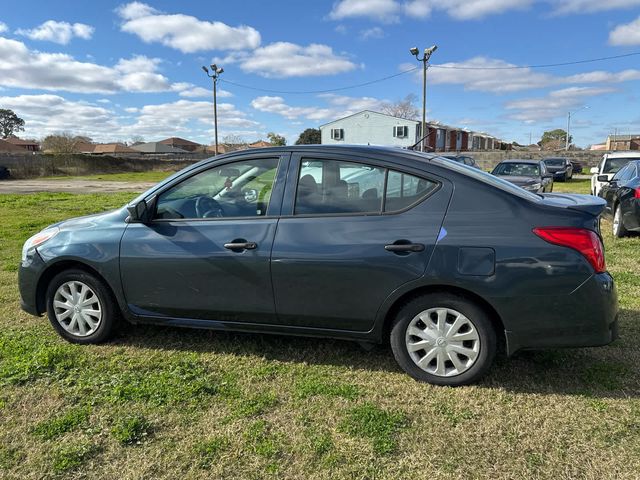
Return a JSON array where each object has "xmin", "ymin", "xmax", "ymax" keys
[{"xmin": 320, "ymin": 110, "xmax": 421, "ymax": 148}]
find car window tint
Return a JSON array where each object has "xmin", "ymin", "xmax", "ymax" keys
[
  {"xmin": 494, "ymin": 163, "xmax": 540, "ymax": 176},
  {"xmin": 295, "ymin": 159, "xmax": 385, "ymax": 215},
  {"xmin": 155, "ymin": 158, "xmax": 279, "ymax": 220},
  {"xmin": 385, "ymin": 170, "xmax": 438, "ymax": 212}
]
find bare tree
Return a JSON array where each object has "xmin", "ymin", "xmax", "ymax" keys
[
  {"xmin": 222, "ymin": 134, "xmax": 246, "ymax": 145},
  {"xmin": 381, "ymin": 94, "xmax": 420, "ymax": 120},
  {"xmin": 130, "ymin": 135, "xmax": 145, "ymax": 145},
  {"xmin": 41, "ymin": 133, "xmax": 87, "ymax": 154}
]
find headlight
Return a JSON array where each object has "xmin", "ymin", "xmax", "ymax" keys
[
  {"xmin": 526, "ymin": 183, "xmax": 542, "ymax": 191},
  {"xmin": 21, "ymin": 227, "xmax": 59, "ymax": 262}
]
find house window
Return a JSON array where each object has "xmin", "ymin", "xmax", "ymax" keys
[
  {"xmin": 331, "ymin": 128, "xmax": 344, "ymax": 141},
  {"xmin": 393, "ymin": 126, "xmax": 409, "ymax": 138}
]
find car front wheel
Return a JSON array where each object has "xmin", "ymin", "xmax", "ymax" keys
[
  {"xmin": 390, "ymin": 293, "xmax": 497, "ymax": 386},
  {"xmin": 46, "ymin": 269, "xmax": 119, "ymax": 344}
]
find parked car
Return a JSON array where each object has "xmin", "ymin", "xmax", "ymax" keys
[
  {"xmin": 0, "ymin": 166, "xmax": 10, "ymax": 180},
  {"xmin": 491, "ymin": 159, "xmax": 554, "ymax": 193},
  {"xmin": 570, "ymin": 161, "xmax": 583, "ymax": 175},
  {"xmin": 441, "ymin": 154, "xmax": 481, "ymax": 169},
  {"xmin": 543, "ymin": 157, "xmax": 573, "ymax": 181},
  {"xmin": 19, "ymin": 146, "xmax": 617, "ymax": 386},
  {"xmin": 598, "ymin": 160, "xmax": 640, "ymax": 237},
  {"xmin": 590, "ymin": 151, "xmax": 640, "ymax": 196}
]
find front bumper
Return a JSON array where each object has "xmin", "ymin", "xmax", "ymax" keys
[
  {"xmin": 18, "ymin": 250, "xmax": 46, "ymax": 316},
  {"xmin": 552, "ymin": 171, "xmax": 568, "ymax": 179},
  {"xmin": 501, "ymin": 272, "xmax": 618, "ymax": 355}
]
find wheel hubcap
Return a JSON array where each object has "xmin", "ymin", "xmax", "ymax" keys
[
  {"xmin": 53, "ymin": 281, "xmax": 102, "ymax": 337},
  {"xmin": 405, "ymin": 307, "xmax": 481, "ymax": 377}
]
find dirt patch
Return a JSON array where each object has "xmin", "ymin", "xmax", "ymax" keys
[{"xmin": 0, "ymin": 179, "xmax": 155, "ymax": 194}]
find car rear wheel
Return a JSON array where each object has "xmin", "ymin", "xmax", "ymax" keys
[
  {"xmin": 46, "ymin": 269, "xmax": 119, "ymax": 344},
  {"xmin": 613, "ymin": 205, "xmax": 628, "ymax": 238},
  {"xmin": 390, "ymin": 293, "xmax": 497, "ymax": 386}
]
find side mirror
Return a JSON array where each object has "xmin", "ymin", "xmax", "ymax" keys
[
  {"xmin": 597, "ymin": 175, "xmax": 610, "ymax": 183},
  {"xmin": 127, "ymin": 196, "xmax": 156, "ymax": 223},
  {"xmin": 590, "ymin": 167, "xmax": 599, "ymax": 174}
]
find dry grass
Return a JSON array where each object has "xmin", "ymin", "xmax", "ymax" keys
[{"xmin": 0, "ymin": 187, "xmax": 638, "ymax": 479}]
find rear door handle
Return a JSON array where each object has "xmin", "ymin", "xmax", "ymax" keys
[
  {"xmin": 224, "ymin": 241, "xmax": 257, "ymax": 251},
  {"xmin": 384, "ymin": 243, "xmax": 425, "ymax": 252}
]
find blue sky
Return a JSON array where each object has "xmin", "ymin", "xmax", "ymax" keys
[{"xmin": 1, "ymin": 0, "xmax": 640, "ymax": 146}]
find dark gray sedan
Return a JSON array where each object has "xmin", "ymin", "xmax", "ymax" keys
[
  {"xmin": 491, "ymin": 159, "xmax": 554, "ymax": 193},
  {"xmin": 19, "ymin": 146, "xmax": 617, "ymax": 386}
]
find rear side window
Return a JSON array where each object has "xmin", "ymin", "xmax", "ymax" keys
[{"xmin": 294, "ymin": 158, "xmax": 437, "ymax": 215}]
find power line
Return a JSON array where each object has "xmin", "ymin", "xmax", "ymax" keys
[{"xmin": 218, "ymin": 51, "xmax": 640, "ymax": 95}]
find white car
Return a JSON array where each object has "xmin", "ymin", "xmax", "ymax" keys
[{"xmin": 590, "ymin": 151, "xmax": 640, "ymax": 196}]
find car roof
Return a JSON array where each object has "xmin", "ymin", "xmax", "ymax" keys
[
  {"xmin": 605, "ymin": 151, "xmax": 640, "ymax": 159},
  {"xmin": 496, "ymin": 159, "xmax": 540, "ymax": 164}
]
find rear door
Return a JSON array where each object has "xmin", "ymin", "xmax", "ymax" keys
[{"xmin": 270, "ymin": 151, "xmax": 452, "ymax": 332}]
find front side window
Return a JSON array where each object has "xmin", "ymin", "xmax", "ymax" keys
[
  {"xmin": 294, "ymin": 158, "xmax": 438, "ymax": 215},
  {"xmin": 155, "ymin": 157, "xmax": 279, "ymax": 219}
]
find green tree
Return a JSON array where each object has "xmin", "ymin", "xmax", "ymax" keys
[
  {"xmin": 295, "ymin": 128, "xmax": 321, "ymax": 145},
  {"xmin": 267, "ymin": 132, "xmax": 286, "ymax": 146},
  {"xmin": 0, "ymin": 109, "xmax": 25, "ymax": 138},
  {"xmin": 540, "ymin": 129, "xmax": 571, "ymax": 149}
]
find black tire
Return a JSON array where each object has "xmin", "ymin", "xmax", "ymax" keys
[
  {"xmin": 613, "ymin": 205, "xmax": 628, "ymax": 238},
  {"xmin": 46, "ymin": 269, "xmax": 119, "ymax": 344},
  {"xmin": 390, "ymin": 293, "xmax": 497, "ymax": 386}
]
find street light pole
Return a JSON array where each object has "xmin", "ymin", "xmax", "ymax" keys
[
  {"xmin": 410, "ymin": 45, "xmax": 438, "ymax": 152},
  {"xmin": 566, "ymin": 105, "xmax": 588, "ymax": 151},
  {"xmin": 202, "ymin": 64, "xmax": 224, "ymax": 155}
]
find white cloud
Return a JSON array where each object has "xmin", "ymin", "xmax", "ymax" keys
[
  {"xmin": 251, "ymin": 94, "xmax": 383, "ymax": 122},
  {"xmin": 225, "ymin": 42, "xmax": 358, "ymax": 78},
  {"xmin": 178, "ymin": 86, "xmax": 233, "ymax": 98},
  {"xmin": 0, "ymin": 36, "xmax": 185, "ymax": 94},
  {"xmin": 553, "ymin": 0, "xmax": 640, "ymax": 14},
  {"xmin": 329, "ymin": 0, "xmax": 400, "ymax": 21},
  {"xmin": 609, "ymin": 16, "xmax": 640, "ymax": 46},
  {"xmin": 330, "ymin": 0, "xmax": 637, "ymax": 21},
  {"xmin": 16, "ymin": 20, "xmax": 94, "ymax": 44},
  {"xmin": 116, "ymin": 1, "xmax": 260, "ymax": 53},
  {"xmin": 0, "ymin": 94, "xmax": 118, "ymax": 139},
  {"xmin": 564, "ymin": 69, "xmax": 640, "ymax": 84},
  {"xmin": 0, "ymin": 22, "xmax": 7, "ymax": 33},
  {"xmin": 505, "ymin": 86, "xmax": 616, "ymax": 122},
  {"xmin": 360, "ymin": 27, "xmax": 385, "ymax": 40}
]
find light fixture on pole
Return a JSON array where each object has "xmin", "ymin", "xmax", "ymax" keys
[
  {"xmin": 410, "ymin": 45, "xmax": 437, "ymax": 152},
  {"xmin": 566, "ymin": 105, "xmax": 588, "ymax": 151},
  {"xmin": 202, "ymin": 64, "xmax": 224, "ymax": 155}
]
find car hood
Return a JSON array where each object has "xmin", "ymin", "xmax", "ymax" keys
[
  {"xmin": 494, "ymin": 175, "xmax": 539, "ymax": 186},
  {"xmin": 545, "ymin": 166, "xmax": 565, "ymax": 172},
  {"xmin": 46, "ymin": 208, "xmax": 128, "ymax": 231}
]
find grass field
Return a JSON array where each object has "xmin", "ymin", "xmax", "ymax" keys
[
  {"xmin": 43, "ymin": 171, "xmax": 175, "ymax": 183},
  {"xmin": 0, "ymin": 182, "xmax": 639, "ymax": 479}
]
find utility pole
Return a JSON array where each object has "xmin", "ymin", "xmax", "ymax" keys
[
  {"xmin": 202, "ymin": 64, "xmax": 224, "ymax": 155},
  {"xmin": 409, "ymin": 45, "xmax": 438, "ymax": 152},
  {"xmin": 566, "ymin": 105, "xmax": 588, "ymax": 151}
]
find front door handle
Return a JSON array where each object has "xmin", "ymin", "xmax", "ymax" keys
[
  {"xmin": 224, "ymin": 241, "xmax": 257, "ymax": 251},
  {"xmin": 384, "ymin": 243, "xmax": 425, "ymax": 253}
]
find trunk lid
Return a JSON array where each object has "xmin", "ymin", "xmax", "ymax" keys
[{"xmin": 539, "ymin": 193, "xmax": 606, "ymax": 217}]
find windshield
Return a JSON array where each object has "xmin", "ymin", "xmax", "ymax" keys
[
  {"xmin": 544, "ymin": 159, "xmax": 564, "ymax": 167},
  {"xmin": 603, "ymin": 157, "xmax": 634, "ymax": 174},
  {"xmin": 492, "ymin": 162, "xmax": 540, "ymax": 177},
  {"xmin": 428, "ymin": 155, "xmax": 542, "ymax": 202}
]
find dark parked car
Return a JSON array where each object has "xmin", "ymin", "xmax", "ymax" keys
[
  {"xmin": 570, "ymin": 161, "xmax": 583, "ymax": 175},
  {"xmin": 491, "ymin": 159, "xmax": 554, "ymax": 193},
  {"xmin": 598, "ymin": 160, "xmax": 640, "ymax": 237},
  {"xmin": 441, "ymin": 155, "xmax": 480, "ymax": 169},
  {"xmin": 0, "ymin": 166, "xmax": 10, "ymax": 180},
  {"xmin": 19, "ymin": 146, "xmax": 617, "ymax": 386},
  {"xmin": 544, "ymin": 157, "xmax": 573, "ymax": 181}
]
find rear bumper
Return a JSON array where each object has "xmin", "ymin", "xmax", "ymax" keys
[{"xmin": 500, "ymin": 272, "xmax": 618, "ymax": 355}]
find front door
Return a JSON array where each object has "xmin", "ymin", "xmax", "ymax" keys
[
  {"xmin": 270, "ymin": 153, "xmax": 452, "ymax": 332},
  {"xmin": 119, "ymin": 154, "xmax": 288, "ymax": 323}
]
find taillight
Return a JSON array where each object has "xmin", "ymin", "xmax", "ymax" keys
[
  {"xmin": 634, "ymin": 188, "xmax": 640, "ymax": 199},
  {"xmin": 533, "ymin": 227, "xmax": 606, "ymax": 273}
]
